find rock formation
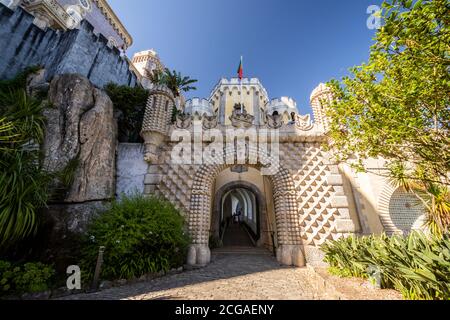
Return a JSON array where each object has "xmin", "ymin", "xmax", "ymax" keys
[{"xmin": 42, "ymin": 73, "xmax": 117, "ymax": 235}]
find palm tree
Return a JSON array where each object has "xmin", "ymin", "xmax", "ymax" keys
[
  {"xmin": 147, "ymin": 69, "xmax": 164, "ymax": 85},
  {"xmin": 157, "ymin": 68, "xmax": 197, "ymax": 97}
]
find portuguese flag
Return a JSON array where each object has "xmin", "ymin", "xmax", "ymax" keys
[{"xmin": 237, "ymin": 56, "xmax": 243, "ymax": 80}]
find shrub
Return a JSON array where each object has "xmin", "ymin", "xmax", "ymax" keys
[
  {"xmin": 0, "ymin": 261, "xmax": 55, "ymax": 297},
  {"xmin": 0, "ymin": 70, "xmax": 51, "ymax": 248},
  {"xmin": 82, "ymin": 194, "xmax": 190, "ymax": 281},
  {"xmin": 0, "ymin": 261, "xmax": 14, "ymax": 294},
  {"xmin": 104, "ymin": 83, "xmax": 149, "ymax": 143},
  {"xmin": 322, "ymin": 232, "xmax": 450, "ymax": 300}
]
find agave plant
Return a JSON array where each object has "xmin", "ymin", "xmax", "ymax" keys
[{"xmin": 322, "ymin": 232, "xmax": 450, "ymax": 300}]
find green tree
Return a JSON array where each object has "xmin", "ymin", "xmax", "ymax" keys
[
  {"xmin": 147, "ymin": 69, "xmax": 165, "ymax": 85},
  {"xmin": 150, "ymin": 68, "xmax": 198, "ymax": 97},
  {"xmin": 325, "ymin": 0, "xmax": 450, "ymax": 234}
]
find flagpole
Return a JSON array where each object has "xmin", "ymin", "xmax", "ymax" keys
[{"xmin": 240, "ymin": 55, "xmax": 243, "ymax": 113}]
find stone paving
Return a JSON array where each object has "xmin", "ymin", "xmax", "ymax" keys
[{"xmin": 60, "ymin": 251, "xmax": 341, "ymax": 300}]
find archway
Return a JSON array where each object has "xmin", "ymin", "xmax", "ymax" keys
[
  {"xmin": 211, "ymin": 181, "xmax": 267, "ymax": 249},
  {"xmin": 186, "ymin": 148, "xmax": 304, "ymax": 267}
]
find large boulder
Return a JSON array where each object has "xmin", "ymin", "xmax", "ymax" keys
[
  {"xmin": 39, "ymin": 74, "xmax": 117, "ymax": 265},
  {"xmin": 44, "ymin": 74, "xmax": 117, "ymax": 203}
]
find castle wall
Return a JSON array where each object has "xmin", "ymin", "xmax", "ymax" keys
[
  {"xmin": 116, "ymin": 143, "xmax": 148, "ymax": 197},
  {"xmin": 141, "ymin": 135, "xmax": 359, "ymax": 266},
  {"xmin": 58, "ymin": 0, "xmax": 126, "ymax": 48},
  {"xmin": 0, "ymin": 4, "xmax": 137, "ymax": 88}
]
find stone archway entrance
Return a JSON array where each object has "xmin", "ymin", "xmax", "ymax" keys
[
  {"xmin": 211, "ymin": 181, "xmax": 266, "ymax": 249},
  {"xmin": 186, "ymin": 150, "xmax": 305, "ymax": 267}
]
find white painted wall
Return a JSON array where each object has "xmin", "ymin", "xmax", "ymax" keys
[{"xmin": 116, "ymin": 143, "xmax": 147, "ymax": 197}]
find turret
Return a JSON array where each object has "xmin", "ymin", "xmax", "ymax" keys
[
  {"xmin": 185, "ymin": 98, "xmax": 214, "ymax": 117},
  {"xmin": 310, "ymin": 83, "xmax": 333, "ymax": 132},
  {"xmin": 141, "ymin": 85, "xmax": 175, "ymax": 163},
  {"xmin": 131, "ymin": 49, "xmax": 164, "ymax": 89},
  {"xmin": 209, "ymin": 78, "xmax": 269, "ymax": 126},
  {"xmin": 266, "ymin": 97, "xmax": 298, "ymax": 123}
]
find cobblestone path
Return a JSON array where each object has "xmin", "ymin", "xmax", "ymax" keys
[{"xmin": 61, "ymin": 250, "xmax": 342, "ymax": 300}]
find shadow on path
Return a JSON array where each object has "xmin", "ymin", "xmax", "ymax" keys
[{"xmin": 60, "ymin": 250, "xmax": 300, "ymax": 300}]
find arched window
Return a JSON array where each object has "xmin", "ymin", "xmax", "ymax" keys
[{"xmin": 272, "ymin": 111, "xmax": 279, "ymax": 116}]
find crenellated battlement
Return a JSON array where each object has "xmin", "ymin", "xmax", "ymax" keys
[
  {"xmin": 209, "ymin": 77, "xmax": 269, "ymax": 101},
  {"xmin": 0, "ymin": 4, "xmax": 137, "ymax": 87},
  {"xmin": 310, "ymin": 83, "xmax": 332, "ymax": 131},
  {"xmin": 185, "ymin": 98, "xmax": 213, "ymax": 116},
  {"xmin": 310, "ymin": 83, "xmax": 331, "ymax": 103},
  {"xmin": 266, "ymin": 97, "xmax": 298, "ymax": 114}
]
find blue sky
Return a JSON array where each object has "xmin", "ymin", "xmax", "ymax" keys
[{"xmin": 109, "ymin": 0, "xmax": 382, "ymax": 114}]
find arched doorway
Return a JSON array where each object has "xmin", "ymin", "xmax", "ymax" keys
[
  {"xmin": 186, "ymin": 148, "xmax": 305, "ymax": 267},
  {"xmin": 211, "ymin": 182, "xmax": 266, "ymax": 249},
  {"xmin": 221, "ymin": 188, "xmax": 258, "ymax": 247}
]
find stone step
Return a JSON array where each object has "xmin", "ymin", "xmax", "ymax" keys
[{"xmin": 213, "ymin": 246, "xmax": 273, "ymax": 256}]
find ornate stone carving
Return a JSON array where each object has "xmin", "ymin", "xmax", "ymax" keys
[
  {"xmin": 295, "ymin": 114, "xmax": 314, "ymax": 131},
  {"xmin": 266, "ymin": 113, "xmax": 284, "ymax": 129},
  {"xmin": 21, "ymin": 0, "xmax": 133, "ymax": 48},
  {"xmin": 22, "ymin": 0, "xmax": 76, "ymax": 30},
  {"xmin": 229, "ymin": 104, "xmax": 254, "ymax": 128},
  {"xmin": 175, "ymin": 112, "xmax": 192, "ymax": 129},
  {"xmin": 202, "ymin": 115, "xmax": 218, "ymax": 130},
  {"xmin": 141, "ymin": 85, "xmax": 175, "ymax": 164}
]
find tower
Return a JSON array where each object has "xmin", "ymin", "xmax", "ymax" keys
[
  {"xmin": 131, "ymin": 49, "xmax": 164, "ymax": 89},
  {"xmin": 141, "ymin": 85, "xmax": 175, "ymax": 164},
  {"xmin": 209, "ymin": 78, "xmax": 269, "ymax": 126},
  {"xmin": 310, "ymin": 83, "xmax": 333, "ymax": 132}
]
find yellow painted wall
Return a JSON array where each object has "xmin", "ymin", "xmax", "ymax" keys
[
  {"xmin": 210, "ymin": 86, "xmax": 268, "ymax": 125},
  {"xmin": 213, "ymin": 167, "xmax": 276, "ymax": 250},
  {"xmin": 215, "ymin": 167, "xmax": 264, "ymax": 193}
]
